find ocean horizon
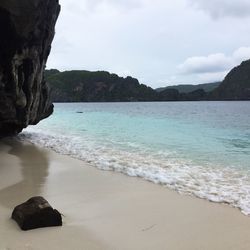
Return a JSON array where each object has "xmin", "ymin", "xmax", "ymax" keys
[{"xmin": 21, "ymin": 101, "xmax": 250, "ymax": 215}]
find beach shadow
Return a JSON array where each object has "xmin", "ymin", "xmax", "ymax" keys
[{"xmin": 0, "ymin": 138, "xmax": 49, "ymax": 209}]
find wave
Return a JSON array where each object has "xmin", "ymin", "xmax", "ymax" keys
[{"xmin": 19, "ymin": 129, "xmax": 250, "ymax": 215}]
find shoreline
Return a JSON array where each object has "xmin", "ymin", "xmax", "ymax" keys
[
  {"xmin": 21, "ymin": 127, "xmax": 250, "ymax": 216},
  {"xmin": 0, "ymin": 138, "xmax": 250, "ymax": 249}
]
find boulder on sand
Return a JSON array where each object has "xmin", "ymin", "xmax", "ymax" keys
[{"xmin": 12, "ymin": 196, "xmax": 62, "ymax": 231}]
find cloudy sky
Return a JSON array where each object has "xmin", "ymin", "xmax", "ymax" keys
[{"xmin": 47, "ymin": 0, "xmax": 250, "ymax": 88}]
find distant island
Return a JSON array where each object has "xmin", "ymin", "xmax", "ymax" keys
[
  {"xmin": 155, "ymin": 82, "xmax": 221, "ymax": 94},
  {"xmin": 46, "ymin": 59, "xmax": 250, "ymax": 102}
]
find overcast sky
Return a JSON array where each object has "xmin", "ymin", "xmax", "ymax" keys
[{"xmin": 47, "ymin": 0, "xmax": 250, "ymax": 88}]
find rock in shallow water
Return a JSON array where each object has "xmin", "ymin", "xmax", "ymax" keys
[
  {"xmin": 12, "ymin": 196, "xmax": 62, "ymax": 231},
  {"xmin": 0, "ymin": 0, "xmax": 60, "ymax": 136}
]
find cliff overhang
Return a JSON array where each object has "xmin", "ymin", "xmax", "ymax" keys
[{"xmin": 0, "ymin": 0, "xmax": 60, "ymax": 136}]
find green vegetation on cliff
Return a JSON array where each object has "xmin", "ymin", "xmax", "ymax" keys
[
  {"xmin": 156, "ymin": 82, "xmax": 221, "ymax": 93},
  {"xmin": 211, "ymin": 60, "xmax": 250, "ymax": 100},
  {"xmin": 45, "ymin": 60, "xmax": 250, "ymax": 102},
  {"xmin": 46, "ymin": 70, "xmax": 157, "ymax": 102}
]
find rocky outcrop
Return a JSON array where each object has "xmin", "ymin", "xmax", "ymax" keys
[
  {"xmin": 12, "ymin": 196, "xmax": 62, "ymax": 231},
  {"xmin": 211, "ymin": 60, "xmax": 250, "ymax": 100},
  {"xmin": 0, "ymin": 0, "xmax": 60, "ymax": 136}
]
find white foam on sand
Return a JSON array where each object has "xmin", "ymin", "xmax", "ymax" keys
[{"xmin": 20, "ymin": 129, "xmax": 250, "ymax": 215}]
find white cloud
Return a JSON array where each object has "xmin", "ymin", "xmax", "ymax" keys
[
  {"xmin": 178, "ymin": 47, "xmax": 250, "ymax": 82},
  {"xmin": 188, "ymin": 0, "xmax": 250, "ymax": 19},
  {"xmin": 116, "ymin": 69, "xmax": 134, "ymax": 78},
  {"xmin": 48, "ymin": 0, "xmax": 250, "ymax": 87},
  {"xmin": 198, "ymin": 71, "xmax": 229, "ymax": 83},
  {"xmin": 83, "ymin": 0, "xmax": 144, "ymax": 11},
  {"xmin": 233, "ymin": 47, "xmax": 250, "ymax": 62},
  {"xmin": 179, "ymin": 53, "xmax": 234, "ymax": 74}
]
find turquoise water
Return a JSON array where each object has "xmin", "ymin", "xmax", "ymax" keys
[{"xmin": 22, "ymin": 102, "xmax": 250, "ymax": 214}]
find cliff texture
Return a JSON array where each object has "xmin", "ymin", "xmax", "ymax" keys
[
  {"xmin": 0, "ymin": 0, "xmax": 60, "ymax": 136},
  {"xmin": 211, "ymin": 60, "xmax": 250, "ymax": 100}
]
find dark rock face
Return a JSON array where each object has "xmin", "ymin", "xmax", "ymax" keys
[
  {"xmin": 12, "ymin": 196, "xmax": 62, "ymax": 231},
  {"xmin": 0, "ymin": 0, "xmax": 60, "ymax": 136},
  {"xmin": 211, "ymin": 60, "xmax": 250, "ymax": 100}
]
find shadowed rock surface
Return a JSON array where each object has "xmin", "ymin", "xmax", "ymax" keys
[
  {"xmin": 0, "ymin": 0, "xmax": 60, "ymax": 136},
  {"xmin": 12, "ymin": 196, "xmax": 62, "ymax": 231},
  {"xmin": 211, "ymin": 60, "xmax": 250, "ymax": 100}
]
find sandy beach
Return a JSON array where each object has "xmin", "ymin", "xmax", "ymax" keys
[{"xmin": 0, "ymin": 138, "xmax": 250, "ymax": 250}]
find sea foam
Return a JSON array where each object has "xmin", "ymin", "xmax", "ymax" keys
[{"xmin": 20, "ymin": 128, "xmax": 250, "ymax": 215}]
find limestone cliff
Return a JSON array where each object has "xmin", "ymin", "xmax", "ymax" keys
[
  {"xmin": 0, "ymin": 0, "xmax": 60, "ymax": 136},
  {"xmin": 211, "ymin": 60, "xmax": 250, "ymax": 100}
]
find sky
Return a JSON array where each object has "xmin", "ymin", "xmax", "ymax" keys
[{"xmin": 47, "ymin": 0, "xmax": 250, "ymax": 88}]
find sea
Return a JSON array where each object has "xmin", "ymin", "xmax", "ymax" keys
[{"xmin": 20, "ymin": 101, "xmax": 250, "ymax": 215}]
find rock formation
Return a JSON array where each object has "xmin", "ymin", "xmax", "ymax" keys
[
  {"xmin": 211, "ymin": 59, "xmax": 250, "ymax": 100},
  {"xmin": 0, "ymin": 0, "xmax": 60, "ymax": 136},
  {"xmin": 12, "ymin": 196, "xmax": 62, "ymax": 230}
]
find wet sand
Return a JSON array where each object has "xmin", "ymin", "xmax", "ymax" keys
[{"xmin": 0, "ymin": 138, "xmax": 250, "ymax": 250}]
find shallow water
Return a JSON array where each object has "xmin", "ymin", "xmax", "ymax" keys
[{"xmin": 21, "ymin": 101, "xmax": 250, "ymax": 215}]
